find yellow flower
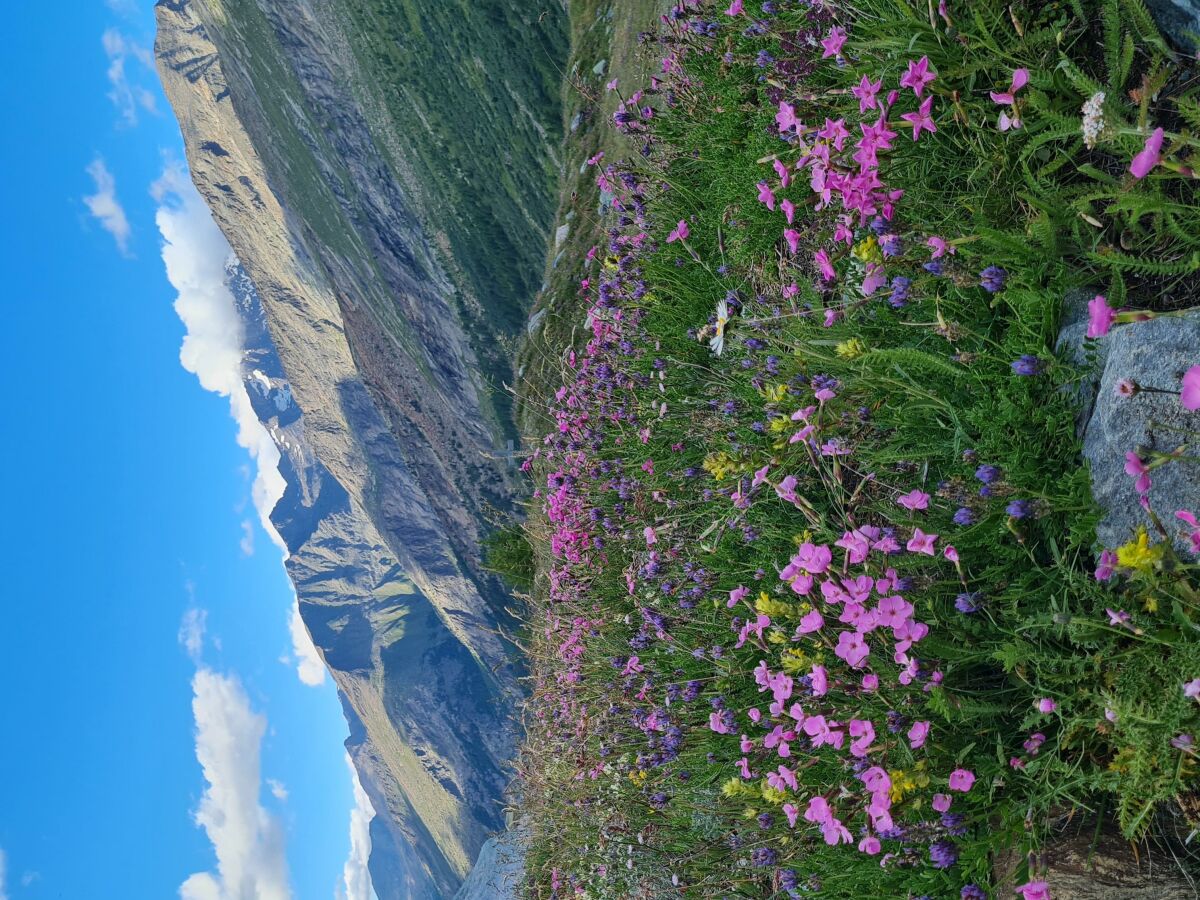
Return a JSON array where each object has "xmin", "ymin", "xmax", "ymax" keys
[
  {"xmin": 760, "ymin": 783, "xmax": 787, "ymax": 805},
  {"xmin": 852, "ymin": 235, "xmax": 883, "ymax": 264},
  {"xmin": 835, "ymin": 337, "xmax": 866, "ymax": 359},
  {"xmin": 1116, "ymin": 528, "xmax": 1164, "ymax": 573},
  {"xmin": 764, "ymin": 383, "xmax": 790, "ymax": 403},
  {"xmin": 780, "ymin": 649, "xmax": 809, "ymax": 673},
  {"xmin": 628, "ymin": 770, "xmax": 648, "ymax": 786}
]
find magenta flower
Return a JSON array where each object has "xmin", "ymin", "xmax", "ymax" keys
[
  {"xmin": 821, "ymin": 26, "xmax": 847, "ymax": 59},
  {"xmin": 1184, "ymin": 678, "xmax": 1200, "ymax": 700},
  {"xmin": 776, "ymin": 101, "xmax": 799, "ymax": 133},
  {"xmin": 1124, "ymin": 451, "xmax": 1152, "ymax": 495},
  {"xmin": 781, "ymin": 198, "xmax": 796, "ymax": 224},
  {"xmin": 784, "ymin": 228, "xmax": 801, "ymax": 255},
  {"xmin": 728, "ymin": 585, "xmax": 749, "ymax": 608},
  {"xmin": 1086, "ymin": 294, "xmax": 1116, "ymax": 338},
  {"xmin": 1017, "ymin": 881, "xmax": 1050, "ymax": 900},
  {"xmin": 835, "ymin": 630, "xmax": 870, "ymax": 668},
  {"xmin": 1176, "ymin": 510, "xmax": 1200, "ymax": 553},
  {"xmin": 1181, "ymin": 365, "xmax": 1200, "ymax": 411},
  {"xmin": 858, "ymin": 835, "xmax": 881, "ymax": 855},
  {"xmin": 783, "ymin": 802, "xmax": 800, "ymax": 828},
  {"xmin": 906, "ymin": 527, "xmax": 938, "ymax": 555},
  {"xmin": 908, "ymin": 720, "xmax": 931, "ymax": 749},
  {"xmin": 989, "ymin": 67, "xmax": 1030, "ymax": 105},
  {"xmin": 725, "ymin": 0, "xmax": 744, "ymax": 14},
  {"xmin": 1130, "ymin": 127, "xmax": 1165, "ymax": 179},
  {"xmin": 666, "ymin": 219, "xmax": 689, "ymax": 243},
  {"xmin": 756, "ymin": 180, "xmax": 776, "ymax": 210},
  {"xmin": 899, "ymin": 56, "xmax": 937, "ymax": 97},
  {"xmin": 931, "ymin": 793, "xmax": 951, "ymax": 813},
  {"xmin": 1036, "ymin": 697, "xmax": 1057, "ymax": 714},
  {"xmin": 927, "ymin": 235, "xmax": 954, "ymax": 258},
  {"xmin": 948, "ymin": 768, "xmax": 976, "ymax": 792},
  {"xmin": 897, "ymin": 489, "xmax": 930, "ymax": 511},
  {"xmin": 1094, "ymin": 549, "xmax": 1117, "ymax": 581},
  {"xmin": 810, "ymin": 664, "xmax": 829, "ymax": 696},
  {"xmin": 852, "ymin": 74, "xmax": 883, "ymax": 113},
  {"xmin": 795, "ymin": 608, "xmax": 825, "ymax": 635},
  {"xmin": 900, "ymin": 96, "xmax": 937, "ymax": 141}
]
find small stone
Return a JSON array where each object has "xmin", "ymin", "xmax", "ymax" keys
[
  {"xmin": 554, "ymin": 224, "xmax": 570, "ymax": 249},
  {"xmin": 592, "ymin": 59, "xmax": 608, "ymax": 76}
]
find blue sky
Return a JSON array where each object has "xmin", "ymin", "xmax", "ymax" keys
[{"xmin": 0, "ymin": 2, "xmax": 372, "ymax": 898}]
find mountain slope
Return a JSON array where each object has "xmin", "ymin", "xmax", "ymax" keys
[{"xmin": 154, "ymin": 0, "xmax": 567, "ymax": 895}]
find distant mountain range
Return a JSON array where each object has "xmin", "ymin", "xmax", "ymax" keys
[{"xmin": 154, "ymin": 0, "xmax": 567, "ymax": 895}]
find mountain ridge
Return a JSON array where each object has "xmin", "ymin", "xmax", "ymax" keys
[{"xmin": 154, "ymin": 0, "xmax": 568, "ymax": 894}]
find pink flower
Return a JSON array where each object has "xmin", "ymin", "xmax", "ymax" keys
[
  {"xmin": 948, "ymin": 768, "xmax": 975, "ymax": 792},
  {"xmin": 861, "ymin": 673, "xmax": 879, "ymax": 691},
  {"xmin": 773, "ymin": 158, "xmax": 792, "ymax": 188},
  {"xmin": 1176, "ymin": 510, "xmax": 1200, "ymax": 553},
  {"xmin": 1094, "ymin": 549, "xmax": 1118, "ymax": 581},
  {"xmin": 1184, "ymin": 678, "xmax": 1200, "ymax": 700},
  {"xmin": 815, "ymin": 248, "xmax": 836, "ymax": 281},
  {"xmin": 943, "ymin": 545, "xmax": 959, "ymax": 563},
  {"xmin": 852, "ymin": 75, "xmax": 882, "ymax": 113},
  {"xmin": 906, "ymin": 527, "xmax": 938, "ymax": 555},
  {"xmin": 1182, "ymin": 366, "xmax": 1200, "ymax": 411},
  {"xmin": 1017, "ymin": 881, "xmax": 1051, "ymax": 900},
  {"xmin": 810, "ymin": 664, "xmax": 829, "ymax": 696},
  {"xmin": 899, "ymin": 56, "xmax": 937, "ymax": 97},
  {"xmin": 804, "ymin": 796, "xmax": 833, "ymax": 824},
  {"xmin": 708, "ymin": 711, "xmax": 731, "ymax": 734},
  {"xmin": 858, "ymin": 834, "xmax": 881, "ymax": 855},
  {"xmin": 931, "ymin": 793, "xmax": 951, "ymax": 813},
  {"xmin": 1124, "ymin": 451, "xmax": 1152, "ymax": 495},
  {"xmin": 783, "ymin": 802, "xmax": 800, "ymax": 827},
  {"xmin": 1130, "ymin": 127, "xmax": 1165, "ymax": 179},
  {"xmin": 926, "ymin": 235, "xmax": 954, "ymax": 259},
  {"xmin": 784, "ymin": 228, "xmax": 801, "ymax": 255},
  {"xmin": 908, "ymin": 720, "xmax": 931, "ymax": 749},
  {"xmin": 666, "ymin": 220, "xmax": 689, "ymax": 243},
  {"xmin": 897, "ymin": 489, "xmax": 930, "ymax": 511},
  {"xmin": 728, "ymin": 585, "xmax": 749, "ymax": 608},
  {"xmin": 756, "ymin": 181, "xmax": 776, "ymax": 210},
  {"xmin": 1036, "ymin": 697, "xmax": 1058, "ymax": 714},
  {"xmin": 794, "ymin": 608, "xmax": 825, "ymax": 635},
  {"xmin": 781, "ymin": 198, "xmax": 796, "ymax": 225},
  {"xmin": 835, "ymin": 630, "xmax": 870, "ymax": 668},
  {"xmin": 990, "ymin": 67, "xmax": 1030, "ymax": 105},
  {"xmin": 776, "ymin": 101, "xmax": 799, "ymax": 134},
  {"xmin": 725, "ymin": 0, "xmax": 744, "ymax": 14},
  {"xmin": 900, "ymin": 96, "xmax": 937, "ymax": 140},
  {"xmin": 1086, "ymin": 294, "xmax": 1116, "ymax": 338},
  {"xmin": 643, "ymin": 526, "xmax": 657, "ymax": 546},
  {"xmin": 821, "ymin": 26, "xmax": 847, "ymax": 59}
]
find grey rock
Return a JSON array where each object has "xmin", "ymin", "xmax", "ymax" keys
[
  {"xmin": 570, "ymin": 111, "xmax": 583, "ymax": 133},
  {"xmin": 453, "ymin": 830, "xmax": 526, "ymax": 900},
  {"xmin": 1145, "ymin": 0, "xmax": 1200, "ymax": 51},
  {"xmin": 1070, "ymin": 310, "xmax": 1200, "ymax": 553},
  {"xmin": 555, "ymin": 223, "xmax": 571, "ymax": 249},
  {"xmin": 592, "ymin": 58, "xmax": 608, "ymax": 76},
  {"xmin": 526, "ymin": 307, "xmax": 548, "ymax": 337}
]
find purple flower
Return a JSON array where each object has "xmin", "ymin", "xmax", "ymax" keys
[
  {"xmin": 975, "ymin": 464, "xmax": 1001, "ymax": 484},
  {"xmin": 955, "ymin": 592, "xmax": 982, "ymax": 613},
  {"xmin": 953, "ymin": 507, "xmax": 975, "ymax": 526},
  {"xmin": 1011, "ymin": 355, "xmax": 1044, "ymax": 376},
  {"xmin": 980, "ymin": 266, "xmax": 1008, "ymax": 293},
  {"xmin": 929, "ymin": 839, "xmax": 958, "ymax": 869},
  {"xmin": 1007, "ymin": 499, "xmax": 1032, "ymax": 519},
  {"xmin": 889, "ymin": 276, "xmax": 912, "ymax": 308},
  {"xmin": 962, "ymin": 887, "xmax": 987, "ymax": 900}
]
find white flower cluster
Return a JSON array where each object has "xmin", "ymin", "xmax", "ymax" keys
[{"xmin": 1082, "ymin": 91, "xmax": 1106, "ymax": 149}]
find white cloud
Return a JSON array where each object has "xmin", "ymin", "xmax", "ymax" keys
[
  {"xmin": 239, "ymin": 520, "xmax": 256, "ymax": 557},
  {"xmin": 106, "ymin": 0, "xmax": 139, "ymax": 15},
  {"xmin": 180, "ymin": 669, "xmax": 292, "ymax": 900},
  {"xmin": 0, "ymin": 848, "xmax": 8, "ymax": 900},
  {"xmin": 152, "ymin": 160, "xmax": 287, "ymax": 548},
  {"xmin": 288, "ymin": 602, "xmax": 326, "ymax": 687},
  {"xmin": 179, "ymin": 608, "xmax": 208, "ymax": 662},
  {"xmin": 84, "ymin": 158, "xmax": 132, "ymax": 256},
  {"xmin": 336, "ymin": 757, "xmax": 378, "ymax": 900},
  {"xmin": 103, "ymin": 28, "xmax": 157, "ymax": 126},
  {"xmin": 267, "ymin": 779, "xmax": 289, "ymax": 802},
  {"xmin": 19, "ymin": 872, "xmax": 37, "ymax": 888}
]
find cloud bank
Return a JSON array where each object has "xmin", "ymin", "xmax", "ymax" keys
[
  {"xmin": 287, "ymin": 602, "xmax": 327, "ymax": 687},
  {"xmin": 337, "ymin": 757, "xmax": 378, "ymax": 900},
  {"xmin": 152, "ymin": 161, "xmax": 287, "ymax": 546},
  {"xmin": 103, "ymin": 28, "xmax": 157, "ymax": 126},
  {"xmin": 84, "ymin": 158, "xmax": 132, "ymax": 255},
  {"xmin": 180, "ymin": 669, "xmax": 292, "ymax": 900},
  {"xmin": 0, "ymin": 847, "xmax": 8, "ymax": 900}
]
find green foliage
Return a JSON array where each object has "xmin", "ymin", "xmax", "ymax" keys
[{"xmin": 483, "ymin": 521, "xmax": 536, "ymax": 592}]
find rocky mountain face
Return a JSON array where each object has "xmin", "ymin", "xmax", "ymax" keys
[{"xmin": 154, "ymin": 0, "xmax": 567, "ymax": 895}]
